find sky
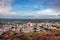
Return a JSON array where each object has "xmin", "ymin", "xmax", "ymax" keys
[{"xmin": 0, "ymin": 0, "xmax": 60, "ymax": 19}]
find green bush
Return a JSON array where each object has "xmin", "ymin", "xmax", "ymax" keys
[
  {"xmin": 57, "ymin": 38, "xmax": 60, "ymax": 40},
  {"xmin": 55, "ymin": 33, "xmax": 60, "ymax": 36},
  {"xmin": 12, "ymin": 38, "xmax": 20, "ymax": 40},
  {"xmin": 0, "ymin": 35, "xmax": 3, "ymax": 39}
]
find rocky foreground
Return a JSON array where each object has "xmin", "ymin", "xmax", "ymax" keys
[{"xmin": 0, "ymin": 30, "xmax": 60, "ymax": 40}]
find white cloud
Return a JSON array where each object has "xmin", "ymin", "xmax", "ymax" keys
[
  {"xmin": 0, "ymin": 0, "xmax": 18, "ymax": 18},
  {"xmin": 33, "ymin": 9, "xmax": 59, "ymax": 15},
  {"xmin": 0, "ymin": 0, "xmax": 12, "ymax": 12},
  {"xmin": 21, "ymin": 9, "xmax": 60, "ymax": 19}
]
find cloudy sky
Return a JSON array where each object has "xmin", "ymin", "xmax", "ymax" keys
[{"xmin": 0, "ymin": 0, "xmax": 60, "ymax": 19}]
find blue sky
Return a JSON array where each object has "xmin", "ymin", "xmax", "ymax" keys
[
  {"xmin": 12, "ymin": 0, "xmax": 49, "ymax": 12},
  {"xmin": 0, "ymin": 0, "xmax": 60, "ymax": 19}
]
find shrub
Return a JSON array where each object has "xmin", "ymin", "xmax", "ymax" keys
[{"xmin": 57, "ymin": 38, "xmax": 60, "ymax": 40}]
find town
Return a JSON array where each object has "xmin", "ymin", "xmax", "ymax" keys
[
  {"xmin": 0, "ymin": 20, "xmax": 60, "ymax": 40},
  {"xmin": 0, "ymin": 21, "xmax": 60, "ymax": 35}
]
